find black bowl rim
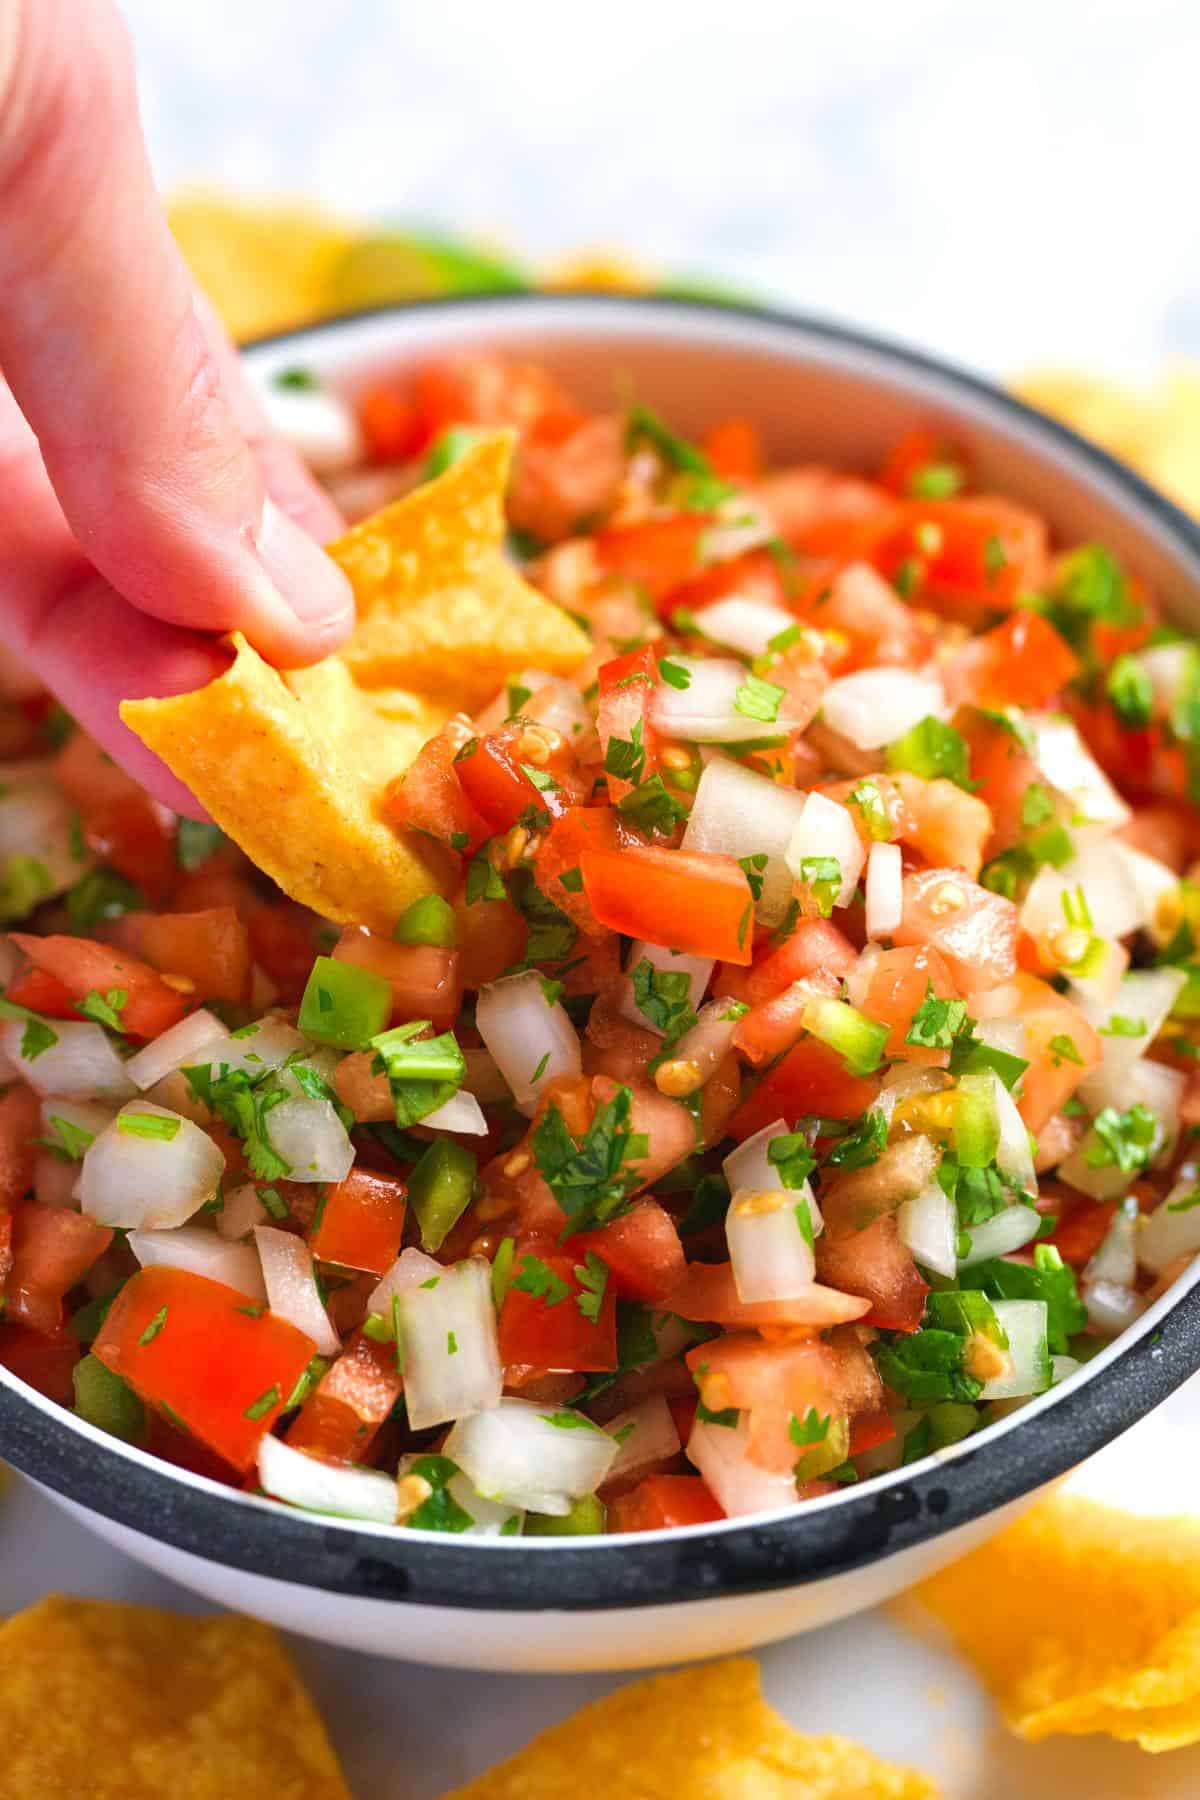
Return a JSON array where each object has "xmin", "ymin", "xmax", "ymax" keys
[{"xmin": 4, "ymin": 289, "xmax": 1200, "ymax": 1615}]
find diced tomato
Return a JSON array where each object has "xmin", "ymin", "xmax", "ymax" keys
[
  {"xmin": 565, "ymin": 1200, "xmax": 685, "ymax": 1303},
  {"xmin": 534, "ymin": 805, "xmax": 625, "ymax": 936},
  {"xmin": 815, "ymin": 1209, "xmax": 928, "ymax": 1333},
  {"xmin": 1005, "ymin": 977, "xmax": 1102, "ymax": 1134},
  {"xmin": 597, "ymin": 645, "xmax": 659, "ymax": 804},
  {"xmin": 719, "ymin": 917, "xmax": 859, "ymax": 1008},
  {"xmin": 878, "ymin": 428, "xmax": 968, "ymax": 497},
  {"xmin": 591, "ymin": 1076, "xmax": 698, "ymax": 1193},
  {"xmin": 704, "ymin": 417, "xmax": 763, "ymax": 482},
  {"xmin": 732, "ymin": 979, "xmax": 838, "ymax": 1069},
  {"xmin": 728, "ymin": 1035, "xmax": 881, "ymax": 1140},
  {"xmin": 754, "ymin": 467, "xmax": 893, "ymax": 555},
  {"xmin": 508, "ymin": 414, "xmax": 626, "ymax": 544},
  {"xmin": 664, "ymin": 1260, "xmax": 869, "ymax": 1330},
  {"xmin": 452, "ymin": 890, "xmax": 528, "ymax": 990},
  {"xmin": 848, "ymin": 1408, "xmax": 896, "ymax": 1457},
  {"xmin": 383, "ymin": 731, "xmax": 489, "ymax": 854},
  {"xmin": 412, "ymin": 355, "xmax": 583, "ymax": 446},
  {"xmin": 0, "ymin": 1323, "xmax": 79, "ymax": 1405},
  {"xmin": 669, "ymin": 546, "xmax": 793, "ymax": 620},
  {"xmin": 144, "ymin": 1413, "xmax": 241, "ymax": 1486},
  {"xmin": 454, "ymin": 733, "xmax": 546, "ymax": 834},
  {"xmin": 357, "ymin": 383, "xmax": 423, "ymax": 463},
  {"xmin": 242, "ymin": 899, "xmax": 319, "ymax": 1006},
  {"xmin": 892, "ymin": 868, "xmax": 1018, "ymax": 993},
  {"xmin": 608, "ymin": 1473, "xmax": 725, "ymax": 1532},
  {"xmin": 94, "ymin": 1267, "xmax": 317, "ymax": 1472},
  {"xmin": 868, "ymin": 497, "xmax": 1049, "ymax": 621},
  {"xmin": 957, "ymin": 712, "xmax": 1043, "ymax": 856},
  {"xmin": 333, "ymin": 926, "xmax": 461, "ymax": 1034},
  {"xmin": 812, "ymin": 561, "xmax": 931, "ymax": 669},
  {"xmin": 286, "ymin": 1326, "xmax": 403, "ymax": 1463},
  {"xmin": 593, "ymin": 513, "xmax": 715, "ymax": 603},
  {"xmin": 0, "ymin": 1073, "xmax": 36, "ymax": 1211},
  {"xmin": 55, "ymin": 732, "xmax": 177, "ymax": 899},
  {"xmin": 700, "ymin": 1050, "xmax": 744, "ymax": 1149},
  {"xmin": 109, "ymin": 908, "xmax": 251, "ymax": 1007},
  {"xmin": 687, "ymin": 1330, "xmax": 884, "ymax": 1472},
  {"xmin": 498, "ymin": 1238, "xmax": 618, "ymax": 1372},
  {"xmin": 1117, "ymin": 800, "xmax": 1200, "ymax": 873},
  {"xmin": 581, "ymin": 996, "xmax": 659, "ymax": 1085},
  {"xmin": 943, "ymin": 610, "xmax": 1080, "ymax": 710},
  {"xmin": 5, "ymin": 966, "xmax": 77, "ymax": 1017},
  {"xmin": 1044, "ymin": 1191, "xmax": 1117, "ymax": 1267},
  {"xmin": 856, "ymin": 944, "xmax": 960, "ymax": 1067},
  {"xmin": 309, "ymin": 1169, "xmax": 408, "ymax": 1276},
  {"xmin": 888, "ymin": 773, "xmax": 992, "ymax": 881},
  {"xmin": 5, "ymin": 1203, "xmax": 113, "ymax": 1336},
  {"xmin": 9, "ymin": 934, "xmax": 189, "ymax": 1041},
  {"xmin": 580, "ymin": 844, "xmax": 754, "ymax": 965}
]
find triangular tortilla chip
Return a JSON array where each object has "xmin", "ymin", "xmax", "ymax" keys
[
  {"xmin": 911, "ymin": 1492, "xmax": 1200, "ymax": 1751},
  {"xmin": 122, "ymin": 437, "xmax": 588, "ymax": 934},
  {"xmin": 443, "ymin": 1659, "xmax": 936, "ymax": 1798}
]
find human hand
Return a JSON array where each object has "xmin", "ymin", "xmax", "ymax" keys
[{"xmin": 0, "ymin": 0, "xmax": 354, "ymax": 815}]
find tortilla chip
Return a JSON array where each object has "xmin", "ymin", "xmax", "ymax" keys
[
  {"xmin": 912, "ymin": 1493, "xmax": 1200, "ymax": 1751},
  {"xmin": 168, "ymin": 191, "xmax": 358, "ymax": 342},
  {"xmin": 1016, "ymin": 361, "xmax": 1200, "ymax": 517},
  {"xmin": 122, "ymin": 438, "xmax": 588, "ymax": 933},
  {"xmin": 443, "ymin": 1658, "xmax": 936, "ymax": 1798},
  {"xmin": 0, "ymin": 1594, "xmax": 348, "ymax": 1798}
]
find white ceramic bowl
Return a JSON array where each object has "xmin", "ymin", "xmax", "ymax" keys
[{"xmin": 4, "ymin": 294, "xmax": 1200, "ymax": 1672}]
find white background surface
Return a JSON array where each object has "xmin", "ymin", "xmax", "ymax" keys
[{"xmin": 7, "ymin": 4, "xmax": 1200, "ymax": 1793}]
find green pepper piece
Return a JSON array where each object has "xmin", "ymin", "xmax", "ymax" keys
[
  {"xmin": 297, "ymin": 955, "xmax": 392, "ymax": 1050},
  {"xmin": 408, "ymin": 1137, "xmax": 477, "ymax": 1253}
]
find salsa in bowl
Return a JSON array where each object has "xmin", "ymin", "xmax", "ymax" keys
[{"xmin": 1, "ymin": 296, "xmax": 1200, "ymax": 1667}]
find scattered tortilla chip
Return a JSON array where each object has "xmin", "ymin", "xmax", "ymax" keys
[
  {"xmin": 1017, "ymin": 361, "xmax": 1200, "ymax": 517},
  {"xmin": 122, "ymin": 438, "xmax": 587, "ymax": 934},
  {"xmin": 442, "ymin": 1658, "xmax": 935, "ymax": 1798},
  {"xmin": 0, "ymin": 1594, "xmax": 349, "ymax": 1798},
  {"xmin": 168, "ymin": 190, "xmax": 358, "ymax": 342},
  {"xmin": 912, "ymin": 1492, "xmax": 1200, "ymax": 1751}
]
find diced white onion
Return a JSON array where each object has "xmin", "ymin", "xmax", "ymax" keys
[
  {"xmin": 216, "ymin": 1180, "xmax": 268, "ymax": 1243},
  {"xmin": 687, "ymin": 1417, "xmax": 798, "ymax": 1518},
  {"xmin": 1020, "ymin": 844, "xmax": 1147, "ymax": 946},
  {"xmin": 476, "ymin": 969, "xmax": 581, "ymax": 1116},
  {"xmin": 144, "ymin": 1067, "xmax": 212, "ymax": 1124},
  {"xmin": 692, "ymin": 595, "xmax": 797, "ymax": 657},
  {"xmin": 1075, "ymin": 967, "xmax": 1186, "ymax": 1106},
  {"xmin": 0, "ymin": 780, "xmax": 88, "ymax": 903},
  {"xmin": 618, "ymin": 941, "xmax": 713, "ymax": 1034},
  {"xmin": 254, "ymin": 1225, "xmax": 340, "ymax": 1355},
  {"xmin": 256, "ymin": 379, "xmax": 364, "ymax": 474},
  {"xmin": 897, "ymin": 1179, "xmax": 958, "ymax": 1279},
  {"xmin": 822, "ymin": 668, "xmax": 945, "ymax": 752},
  {"xmin": 875, "ymin": 1065, "xmax": 946, "ymax": 1126},
  {"xmin": 1083, "ymin": 1195, "xmax": 1139, "ymax": 1289},
  {"xmin": 39, "ymin": 1096, "xmax": 114, "ymax": 1151},
  {"xmin": 1062, "ymin": 935, "xmax": 1128, "ymax": 1009},
  {"xmin": 130, "ymin": 1226, "xmax": 266, "ymax": 1300},
  {"xmin": 958, "ymin": 1204, "xmax": 1041, "ymax": 1266},
  {"xmin": 783, "ymin": 792, "xmax": 865, "ymax": 908},
  {"xmin": 367, "ymin": 1245, "xmax": 444, "ymax": 1317},
  {"xmin": 1062, "ymin": 1060, "xmax": 1184, "ymax": 1198},
  {"xmin": 393, "ymin": 1258, "xmax": 502, "ymax": 1431},
  {"xmin": 1051, "ymin": 1354, "xmax": 1082, "ymax": 1384},
  {"xmin": 1085, "ymin": 1278, "xmax": 1147, "ymax": 1337},
  {"xmin": 726, "ymin": 1186, "xmax": 817, "ymax": 1301},
  {"xmin": 124, "ymin": 1009, "xmax": 225, "ymax": 1092},
  {"xmin": 649, "ymin": 657, "xmax": 800, "ymax": 744},
  {"xmin": 1136, "ymin": 643, "xmax": 1192, "ymax": 717},
  {"xmin": 1032, "ymin": 716, "xmax": 1130, "ymax": 837},
  {"xmin": 683, "ymin": 757, "xmax": 809, "ymax": 926},
  {"xmin": 670, "ymin": 998, "xmax": 743, "ymax": 1084},
  {"xmin": 722, "ymin": 1121, "xmax": 824, "ymax": 1237},
  {"xmin": 992, "ymin": 1073, "xmax": 1037, "ymax": 1195},
  {"xmin": 258, "ymin": 1432, "xmax": 397, "ymax": 1523},
  {"xmin": 421, "ymin": 1088, "xmax": 488, "ymax": 1135},
  {"xmin": 1111, "ymin": 842, "xmax": 1179, "ymax": 947},
  {"xmin": 185, "ymin": 1018, "xmax": 310, "ymax": 1081},
  {"xmin": 444, "ymin": 1398, "xmax": 617, "ymax": 1516},
  {"xmin": 80, "ymin": 1103, "xmax": 224, "ymax": 1229},
  {"xmin": 2, "ymin": 1019, "xmax": 135, "ymax": 1101},
  {"xmin": 978, "ymin": 1299, "xmax": 1050, "ymax": 1400},
  {"xmin": 524, "ymin": 672, "xmax": 600, "ymax": 755},
  {"xmin": 397, "ymin": 1454, "xmax": 522, "ymax": 1537},
  {"xmin": 865, "ymin": 841, "xmax": 903, "ymax": 940},
  {"xmin": 264, "ymin": 1094, "xmax": 354, "ymax": 1183},
  {"xmin": 698, "ymin": 495, "xmax": 776, "ymax": 564},
  {"xmin": 1139, "ymin": 1178, "xmax": 1200, "ymax": 1276},
  {"xmin": 603, "ymin": 1394, "xmax": 682, "ymax": 1488}
]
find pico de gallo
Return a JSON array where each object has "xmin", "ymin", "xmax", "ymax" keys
[{"xmin": 1, "ymin": 354, "xmax": 1200, "ymax": 1540}]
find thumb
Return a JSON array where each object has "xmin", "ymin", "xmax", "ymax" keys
[{"xmin": 0, "ymin": 0, "xmax": 353, "ymax": 668}]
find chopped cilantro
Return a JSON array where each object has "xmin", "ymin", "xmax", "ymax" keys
[
  {"xmin": 406, "ymin": 1453, "xmax": 476, "ymax": 1533},
  {"xmin": 369, "ymin": 1021, "xmax": 466, "ymax": 1130},
  {"xmin": 66, "ymin": 868, "xmax": 145, "ymax": 927},
  {"xmin": 886, "ymin": 717, "xmax": 974, "ymax": 791},
  {"xmin": 242, "ymin": 1384, "xmax": 280, "ymax": 1422},
  {"xmin": 846, "ymin": 779, "xmax": 893, "ymax": 842},
  {"xmin": 137, "ymin": 1305, "xmax": 168, "ymax": 1346},
  {"xmin": 1107, "ymin": 653, "xmax": 1154, "ymax": 729},
  {"xmin": 1086, "ymin": 1102, "xmax": 1158, "ymax": 1174},
  {"xmin": 116, "ymin": 1111, "xmax": 181, "ymax": 1141},
  {"xmin": 617, "ymin": 773, "xmax": 689, "ymax": 836},
  {"xmin": 465, "ymin": 846, "xmax": 507, "ymax": 905},
  {"xmin": 511, "ymin": 1254, "xmax": 571, "ymax": 1307},
  {"xmin": 826, "ymin": 1109, "xmax": 888, "ymax": 1169},
  {"xmin": 796, "ymin": 855, "xmax": 841, "ymax": 918},
  {"xmin": 905, "ymin": 982, "xmax": 969, "ymax": 1050},
  {"xmin": 766, "ymin": 1132, "xmax": 816, "ymax": 1190},
  {"xmin": 573, "ymin": 1251, "xmax": 609, "ymax": 1324},
  {"xmin": 733, "ymin": 673, "xmax": 786, "ymax": 724},
  {"xmin": 603, "ymin": 719, "xmax": 647, "ymax": 785},
  {"xmin": 625, "ymin": 405, "xmax": 712, "ymax": 474},
  {"xmin": 531, "ymin": 1083, "xmax": 648, "ymax": 1232},
  {"xmin": 630, "ymin": 957, "xmax": 697, "ymax": 1050},
  {"xmin": 658, "ymin": 659, "xmax": 692, "ymax": 691},
  {"xmin": 75, "ymin": 987, "xmax": 128, "ymax": 1031}
]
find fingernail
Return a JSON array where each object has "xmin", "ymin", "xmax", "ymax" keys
[{"xmin": 255, "ymin": 497, "xmax": 354, "ymax": 637}]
